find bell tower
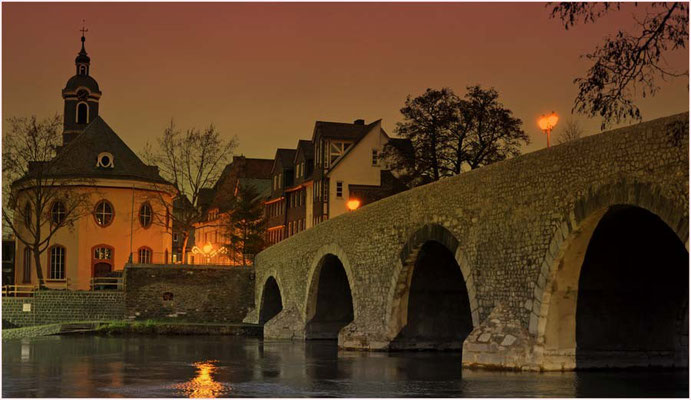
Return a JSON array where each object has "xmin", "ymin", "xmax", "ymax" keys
[{"xmin": 61, "ymin": 23, "xmax": 102, "ymax": 145}]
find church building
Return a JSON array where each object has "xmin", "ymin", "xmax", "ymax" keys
[{"xmin": 11, "ymin": 33, "xmax": 177, "ymax": 290}]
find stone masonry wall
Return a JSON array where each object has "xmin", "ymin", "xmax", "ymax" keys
[
  {"xmin": 2, "ymin": 291, "xmax": 125, "ymax": 328},
  {"xmin": 124, "ymin": 265, "xmax": 255, "ymax": 323},
  {"xmin": 249, "ymin": 113, "xmax": 689, "ymax": 369}
]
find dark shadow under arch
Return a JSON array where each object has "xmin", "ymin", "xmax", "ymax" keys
[
  {"xmin": 259, "ymin": 277, "xmax": 283, "ymax": 325},
  {"xmin": 391, "ymin": 241, "xmax": 473, "ymax": 351},
  {"xmin": 576, "ymin": 205, "xmax": 688, "ymax": 369},
  {"xmin": 305, "ymin": 254, "xmax": 354, "ymax": 340}
]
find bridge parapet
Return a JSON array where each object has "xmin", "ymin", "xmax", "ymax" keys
[{"xmin": 253, "ymin": 113, "xmax": 689, "ymax": 370}]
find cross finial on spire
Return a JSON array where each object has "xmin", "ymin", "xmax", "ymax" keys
[{"xmin": 80, "ymin": 20, "xmax": 88, "ymax": 37}]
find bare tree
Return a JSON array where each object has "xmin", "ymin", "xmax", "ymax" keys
[
  {"xmin": 550, "ymin": 2, "xmax": 689, "ymax": 129},
  {"xmin": 557, "ymin": 119, "xmax": 585, "ymax": 144},
  {"xmin": 2, "ymin": 115, "xmax": 93, "ymax": 288},
  {"xmin": 143, "ymin": 120, "xmax": 238, "ymax": 262}
]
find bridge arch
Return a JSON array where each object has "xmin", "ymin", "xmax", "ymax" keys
[
  {"xmin": 304, "ymin": 244, "xmax": 357, "ymax": 340},
  {"xmin": 258, "ymin": 275, "xmax": 283, "ymax": 324},
  {"xmin": 386, "ymin": 223, "xmax": 478, "ymax": 350},
  {"xmin": 535, "ymin": 181, "xmax": 689, "ymax": 369}
]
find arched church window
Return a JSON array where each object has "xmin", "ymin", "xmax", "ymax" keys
[
  {"xmin": 51, "ymin": 201, "xmax": 66, "ymax": 225},
  {"xmin": 94, "ymin": 200, "xmax": 114, "ymax": 227},
  {"xmin": 76, "ymin": 102, "xmax": 88, "ymax": 124},
  {"xmin": 139, "ymin": 203, "xmax": 153, "ymax": 228},
  {"xmin": 78, "ymin": 65, "xmax": 87, "ymax": 75}
]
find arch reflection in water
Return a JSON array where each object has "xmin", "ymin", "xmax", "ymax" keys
[{"xmin": 173, "ymin": 360, "xmax": 230, "ymax": 398}]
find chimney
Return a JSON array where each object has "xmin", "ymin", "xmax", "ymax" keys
[{"xmin": 353, "ymin": 119, "xmax": 365, "ymax": 125}]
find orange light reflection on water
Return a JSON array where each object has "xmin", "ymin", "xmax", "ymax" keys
[{"xmin": 174, "ymin": 360, "xmax": 229, "ymax": 398}]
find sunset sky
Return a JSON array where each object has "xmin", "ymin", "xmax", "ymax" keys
[{"xmin": 3, "ymin": 2, "xmax": 689, "ymax": 159}]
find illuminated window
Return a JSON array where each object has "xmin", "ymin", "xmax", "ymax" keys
[
  {"xmin": 94, "ymin": 200, "xmax": 114, "ymax": 227},
  {"xmin": 138, "ymin": 247, "xmax": 152, "ymax": 264},
  {"xmin": 94, "ymin": 247, "xmax": 112, "ymax": 260},
  {"xmin": 139, "ymin": 203, "xmax": 152, "ymax": 228},
  {"xmin": 49, "ymin": 246, "xmax": 66, "ymax": 280},
  {"xmin": 51, "ymin": 201, "xmax": 66, "ymax": 225}
]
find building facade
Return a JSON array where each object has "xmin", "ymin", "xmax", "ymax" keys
[
  {"xmin": 265, "ymin": 119, "xmax": 407, "ymax": 246},
  {"xmin": 11, "ymin": 34, "xmax": 176, "ymax": 290},
  {"xmin": 191, "ymin": 156, "xmax": 273, "ymax": 265}
]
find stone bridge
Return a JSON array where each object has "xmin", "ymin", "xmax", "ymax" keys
[{"xmin": 245, "ymin": 113, "xmax": 689, "ymax": 371}]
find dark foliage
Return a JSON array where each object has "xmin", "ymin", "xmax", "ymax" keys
[
  {"xmin": 550, "ymin": 2, "xmax": 689, "ymax": 129},
  {"xmin": 382, "ymin": 86, "xmax": 528, "ymax": 187}
]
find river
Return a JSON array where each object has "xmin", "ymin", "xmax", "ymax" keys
[{"xmin": 2, "ymin": 335, "xmax": 688, "ymax": 397}]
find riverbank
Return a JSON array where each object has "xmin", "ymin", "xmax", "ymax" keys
[{"xmin": 2, "ymin": 320, "xmax": 262, "ymax": 340}]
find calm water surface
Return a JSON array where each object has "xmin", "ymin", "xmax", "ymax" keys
[{"xmin": 2, "ymin": 335, "xmax": 688, "ymax": 397}]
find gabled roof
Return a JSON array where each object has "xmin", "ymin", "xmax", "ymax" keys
[
  {"xmin": 327, "ymin": 119, "xmax": 384, "ymax": 173},
  {"xmin": 208, "ymin": 156, "xmax": 273, "ymax": 211},
  {"xmin": 272, "ymin": 148, "xmax": 297, "ymax": 173},
  {"xmin": 295, "ymin": 139, "xmax": 314, "ymax": 163},
  {"xmin": 214, "ymin": 157, "xmax": 273, "ymax": 191},
  {"xmin": 13, "ymin": 116, "xmax": 170, "ymax": 187},
  {"xmin": 311, "ymin": 120, "xmax": 371, "ymax": 142}
]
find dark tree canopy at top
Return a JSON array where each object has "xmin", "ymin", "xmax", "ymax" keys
[{"xmin": 549, "ymin": 2, "xmax": 689, "ymax": 129}]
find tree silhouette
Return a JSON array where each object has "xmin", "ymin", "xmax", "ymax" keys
[
  {"xmin": 143, "ymin": 120, "xmax": 237, "ymax": 262},
  {"xmin": 383, "ymin": 86, "xmax": 528, "ymax": 187},
  {"xmin": 2, "ymin": 115, "xmax": 94, "ymax": 288},
  {"xmin": 223, "ymin": 184, "xmax": 266, "ymax": 266},
  {"xmin": 550, "ymin": 2, "xmax": 689, "ymax": 129},
  {"xmin": 557, "ymin": 119, "xmax": 585, "ymax": 144}
]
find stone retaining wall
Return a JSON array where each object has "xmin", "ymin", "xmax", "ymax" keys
[
  {"xmin": 2, "ymin": 291, "xmax": 125, "ymax": 328},
  {"xmin": 124, "ymin": 264, "xmax": 255, "ymax": 323}
]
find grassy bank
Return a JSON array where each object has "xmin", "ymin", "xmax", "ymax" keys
[
  {"xmin": 91, "ymin": 320, "xmax": 263, "ymax": 336},
  {"xmin": 3, "ymin": 320, "xmax": 262, "ymax": 339}
]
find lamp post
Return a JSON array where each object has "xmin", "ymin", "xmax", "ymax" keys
[{"xmin": 538, "ymin": 112, "xmax": 559, "ymax": 148}]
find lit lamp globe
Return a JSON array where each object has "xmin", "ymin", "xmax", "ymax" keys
[
  {"xmin": 537, "ymin": 111, "xmax": 559, "ymax": 148},
  {"xmin": 202, "ymin": 243, "xmax": 213, "ymax": 255},
  {"xmin": 346, "ymin": 199, "xmax": 361, "ymax": 211}
]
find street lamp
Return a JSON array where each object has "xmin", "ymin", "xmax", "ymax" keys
[
  {"xmin": 346, "ymin": 199, "xmax": 361, "ymax": 211},
  {"xmin": 191, "ymin": 242, "xmax": 227, "ymax": 264},
  {"xmin": 538, "ymin": 112, "xmax": 559, "ymax": 148}
]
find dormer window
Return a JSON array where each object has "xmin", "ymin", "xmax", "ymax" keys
[{"xmin": 96, "ymin": 152, "xmax": 114, "ymax": 168}]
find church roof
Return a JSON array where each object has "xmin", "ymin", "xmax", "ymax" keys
[
  {"xmin": 13, "ymin": 116, "xmax": 171, "ymax": 187},
  {"xmin": 63, "ymin": 74, "xmax": 101, "ymax": 94}
]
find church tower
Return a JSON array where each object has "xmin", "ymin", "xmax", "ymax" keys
[{"xmin": 61, "ymin": 27, "xmax": 102, "ymax": 145}]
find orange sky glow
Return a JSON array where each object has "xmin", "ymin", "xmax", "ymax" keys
[{"xmin": 3, "ymin": 2, "xmax": 689, "ymax": 159}]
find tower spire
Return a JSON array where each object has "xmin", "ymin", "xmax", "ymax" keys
[
  {"xmin": 75, "ymin": 20, "xmax": 91, "ymax": 76},
  {"xmin": 79, "ymin": 20, "xmax": 88, "ymax": 54}
]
